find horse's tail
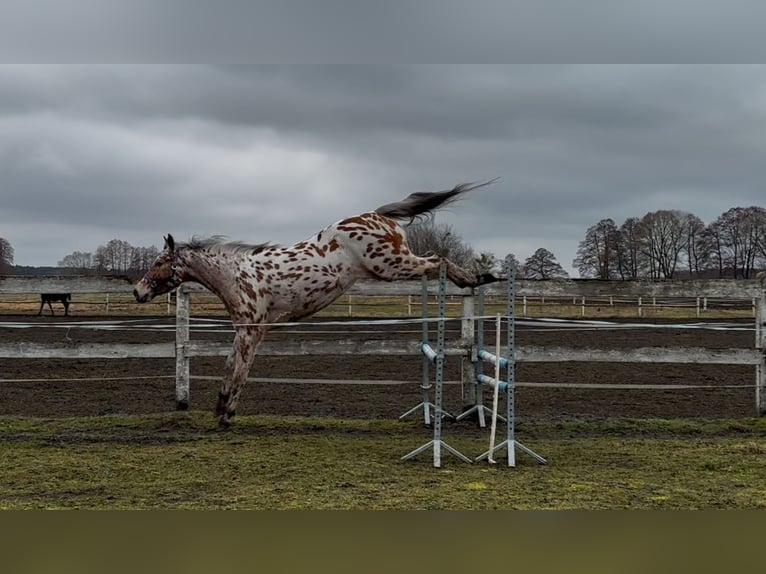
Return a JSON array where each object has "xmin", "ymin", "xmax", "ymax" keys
[{"xmin": 374, "ymin": 178, "xmax": 498, "ymax": 222}]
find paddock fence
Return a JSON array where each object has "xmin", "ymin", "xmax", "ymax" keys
[
  {"xmin": 1, "ymin": 275, "xmax": 765, "ymax": 416},
  {"xmin": 0, "ymin": 275, "xmax": 762, "ymax": 320}
]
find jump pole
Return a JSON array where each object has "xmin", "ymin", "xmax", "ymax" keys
[
  {"xmin": 401, "ymin": 263, "xmax": 471, "ymax": 467},
  {"xmin": 475, "ymin": 256, "xmax": 546, "ymax": 467}
]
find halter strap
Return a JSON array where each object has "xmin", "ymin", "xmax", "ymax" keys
[{"xmin": 143, "ymin": 251, "xmax": 182, "ymax": 291}]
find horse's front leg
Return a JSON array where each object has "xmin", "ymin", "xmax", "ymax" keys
[{"xmin": 217, "ymin": 327, "xmax": 264, "ymax": 428}]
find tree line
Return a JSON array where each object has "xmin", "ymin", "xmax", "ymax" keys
[
  {"xmin": 1, "ymin": 226, "xmax": 569, "ymax": 280},
  {"xmin": 57, "ymin": 239, "xmax": 159, "ymax": 276},
  {"xmin": 574, "ymin": 206, "xmax": 766, "ymax": 279},
  {"xmin": 3, "ymin": 203, "xmax": 763, "ymax": 280},
  {"xmin": 405, "ymin": 221, "xmax": 568, "ymax": 279}
]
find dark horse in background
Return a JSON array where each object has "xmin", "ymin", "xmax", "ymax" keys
[
  {"xmin": 133, "ymin": 181, "xmax": 501, "ymax": 427},
  {"xmin": 38, "ymin": 293, "xmax": 72, "ymax": 316}
]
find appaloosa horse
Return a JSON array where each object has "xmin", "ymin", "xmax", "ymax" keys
[{"xmin": 133, "ymin": 181, "xmax": 499, "ymax": 427}]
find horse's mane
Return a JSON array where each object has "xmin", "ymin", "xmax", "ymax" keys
[{"xmin": 184, "ymin": 236, "xmax": 274, "ymax": 256}]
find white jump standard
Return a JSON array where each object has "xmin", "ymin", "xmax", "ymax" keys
[
  {"xmin": 474, "ymin": 257, "xmax": 546, "ymax": 467},
  {"xmin": 400, "ymin": 264, "xmax": 472, "ymax": 467},
  {"xmin": 398, "ymin": 274, "xmax": 457, "ymax": 426}
]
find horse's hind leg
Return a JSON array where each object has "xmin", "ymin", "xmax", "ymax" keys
[{"xmin": 368, "ymin": 252, "xmax": 497, "ymax": 289}]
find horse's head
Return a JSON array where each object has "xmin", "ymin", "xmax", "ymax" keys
[{"xmin": 133, "ymin": 234, "xmax": 182, "ymax": 303}]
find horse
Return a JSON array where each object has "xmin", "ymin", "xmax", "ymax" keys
[
  {"xmin": 38, "ymin": 293, "xmax": 72, "ymax": 316},
  {"xmin": 133, "ymin": 181, "xmax": 500, "ymax": 427}
]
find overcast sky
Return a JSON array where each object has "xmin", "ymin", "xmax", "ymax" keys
[{"xmin": 2, "ymin": 64, "xmax": 766, "ymax": 275}]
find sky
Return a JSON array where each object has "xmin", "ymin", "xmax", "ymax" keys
[{"xmin": 2, "ymin": 64, "xmax": 766, "ymax": 275}]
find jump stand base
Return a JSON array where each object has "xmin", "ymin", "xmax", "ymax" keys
[{"xmin": 475, "ymin": 440, "xmax": 547, "ymax": 467}]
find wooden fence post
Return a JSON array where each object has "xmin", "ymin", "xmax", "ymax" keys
[
  {"xmin": 757, "ymin": 279, "xmax": 766, "ymax": 416},
  {"xmin": 175, "ymin": 286, "xmax": 190, "ymax": 410},
  {"xmin": 461, "ymin": 292, "xmax": 476, "ymax": 412}
]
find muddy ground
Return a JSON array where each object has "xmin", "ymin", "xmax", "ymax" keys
[{"xmin": 0, "ymin": 314, "xmax": 759, "ymax": 421}]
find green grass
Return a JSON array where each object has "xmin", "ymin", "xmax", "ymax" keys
[{"xmin": 1, "ymin": 413, "xmax": 764, "ymax": 509}]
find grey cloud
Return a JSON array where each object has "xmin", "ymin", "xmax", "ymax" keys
[
  {"xmin": 3, "ymin": 1, "xmax": 766, "ymax": 62},
  {"xmin": 2, "ymin": 64, "xmax": 766, "ymax": 274}
]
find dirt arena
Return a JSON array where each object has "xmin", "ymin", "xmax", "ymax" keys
[{"xmin": 0, "ymin": 313, "xmax": 758, "ymax": 421}]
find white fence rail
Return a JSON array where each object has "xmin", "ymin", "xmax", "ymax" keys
[{"xmin": 1, "ymin": 275, "xmax": 765, "ymax": 415}]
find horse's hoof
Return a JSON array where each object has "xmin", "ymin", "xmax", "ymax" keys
[
  {"xmin": 218, "ymin": 410, "xmax": 236, "ymax": 429},
  {"xmin": 215, "ymin": 393, "xmax": 229, "ymax": 416},
  {"xmin": 477, "ymin": 272, "xmax": 501, "ymax": 285}
]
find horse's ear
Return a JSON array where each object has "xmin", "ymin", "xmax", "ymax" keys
[{"xmin": 164, "ymin": 234, "xmax": 175, "ymax": 252}]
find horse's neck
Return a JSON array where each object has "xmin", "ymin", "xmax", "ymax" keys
[{"xmin": 179, "ymin": 249, "xmax": 240, "ymax": 305}]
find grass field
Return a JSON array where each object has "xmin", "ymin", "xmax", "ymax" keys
[{"xmin": 1, "ymin": 413, "xmax": 764, "ymax": 509}]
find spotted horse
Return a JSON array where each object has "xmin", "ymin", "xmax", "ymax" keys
[{"xmin": 134, "ymin": 181, "xmax": 501, "ymax": 427}]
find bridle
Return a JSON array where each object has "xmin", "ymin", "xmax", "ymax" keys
[{"xmin": 142, "ymin": 251, "xmax": 183, "ymax": 293}]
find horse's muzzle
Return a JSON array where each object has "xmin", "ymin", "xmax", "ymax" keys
[{"xmin": 133, "ymin": 286, "xmax": 151, "ymax": 303}]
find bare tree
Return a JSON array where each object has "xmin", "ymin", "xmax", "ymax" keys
[
  {"xmin": 757, "ymin": 210, "xmax": 766, "ymax": 265},
  {"xmin": 522, "ymin": 248, "xmax": 568, "ymax": 279},
  {"xmin": 704, "ymin": 219, "xmax": 726, "ymax": 278},
  {"xmin": 614, "ymin": 217, "xmax": 642, "ymax": 279},
  {"xmin": 94, "ymin": 239, "xmax": 135, "ymax": 274},
  {"xmin": 58, "ymin": 251, "xmax": 94, "ymax": 272},
  {"xmin": 573, "ymin": 218, "xmax": 620, "ymax": 279},
  {"xmin": 130, "ymin": 246, "xmax": 160, "ymax": 275},
  {"xmin": 405, "ymin": 221, "xmax": 476, "ymax": 269},
  {"xmin": 708, "ymin": 206, "xmax": 766, "ymax": 278},
  {"xmin": 637, "ymin": 210, "xmax": 690, "ymax": 279},
  {"xmin": 0, "ymin": 237, "xmax": 14, "ymax": 274},
  {"xmin": 681, "ymin": 212, "xmax": 707, "ymax": 277}
]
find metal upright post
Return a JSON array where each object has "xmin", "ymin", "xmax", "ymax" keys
[
  {"xmin": 506, "ymin": 260, "xmax": 518, "ymax": 465},
  {"xmin": 398, "ymin": 277, "xmax": 437, "ymax": 425},
  {"xmin": 402, "ymin": 263, "xmax": 471, "ymax": 467},
  {"xmin": 476, "ymin": 256, "xmax": 546, "ymax": 466},
  {"xmin": 422, "ymin": 278, "xmax": 432, "ymax": 425}
]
